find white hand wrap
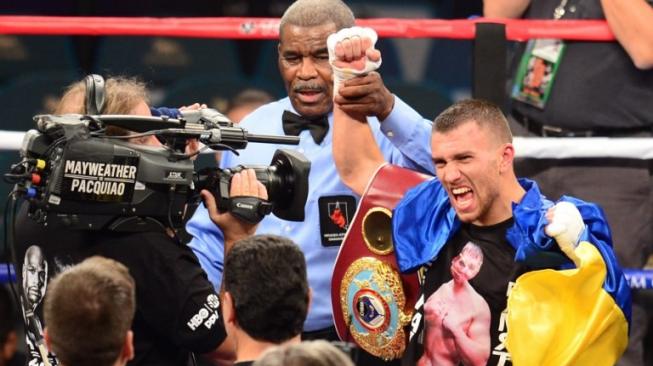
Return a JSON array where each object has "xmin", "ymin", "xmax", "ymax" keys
[
  {"xmin": 327, "ymin": 26, "xmax": 382, "ymax": 96},
  {"xmin": 545, "ymin": 201, "xmax": 585, "ymax": 265}
]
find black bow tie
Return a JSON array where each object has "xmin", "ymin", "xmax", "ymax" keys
[{"xmin": 282, "ymin": 110, "xmax": 329, "ymax": 144}]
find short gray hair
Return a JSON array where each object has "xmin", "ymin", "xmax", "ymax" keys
[{"xmin": 279, "ymin": 0, "xmax": 355, "ymax": 36}]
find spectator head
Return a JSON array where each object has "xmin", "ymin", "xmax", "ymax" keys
[
  {"xmin": 222, "ymin": 235, "xmax": 310, "ymax": 345},
  {"xmin": 253, "ymin": 340, "xmax": 355, "ymax": 366},
  {"xmin": 277, "ymin": 0, "xmax": 355, "ymax": 118},
  {"xmin": 226, "ymin": 88, "xmax": 274, "ymax": 124},
  {"xmin": 43, "ymin": 256, "xmax": 136, "ymax": 366}
]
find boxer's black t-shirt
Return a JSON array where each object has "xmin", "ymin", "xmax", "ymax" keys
[
  {"xmin": 14, "ymin": 204, "xmax": 226, "ymax": 366},
  {"xmin": 403, "ymin": 218, "xmax": 529, "ymax": 366}
]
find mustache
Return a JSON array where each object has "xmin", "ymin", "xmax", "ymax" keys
[{"xmin": 292, "ymin": 83, "xmax": 326, "ymax": 93}]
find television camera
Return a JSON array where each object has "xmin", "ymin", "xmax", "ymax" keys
[{"xmin": 4, "ymin": 109, "xmax": 310, "ymax": 232}]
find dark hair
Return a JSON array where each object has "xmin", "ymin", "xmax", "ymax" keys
[
  {"xmin": 279, "ymin": 0, "xmax": 355, "ymax": 37},
  {"xmin": 228, "ymin": 88, "xmax": 274, "ymax": 112},
  {"xmin": 433, "ymin": 99, "xmax": 512, "ymax": 143},
  {"xmin": 223, "ymin": 235, "xmax": 309, "ymax": 343},
  {"xmin": 43, "ymin": 256, "xmax": 136, "ymax": 366}
]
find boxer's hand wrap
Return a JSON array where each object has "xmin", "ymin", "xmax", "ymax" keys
[
  {"xmin": 327, "ymin": 26, "xmax": 382, "ymax": 96},
  {"xmin": 545, "ymin": 201, "xmax": 585, "ymax": 265},
  {"xmin": 229, "ymin": 196, "xmax": 273, "ymax": 224}
]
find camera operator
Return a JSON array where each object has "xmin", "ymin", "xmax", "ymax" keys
[{"xmin": 12, "ymin": 75, "xmax": 266, "ymax": 366}]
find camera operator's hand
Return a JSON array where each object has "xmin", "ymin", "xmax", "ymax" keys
[
  {"xmin": 178, "ymin": 102, "xmax": 208, "ymax": 111},
  {"xmin": 185, "ymin": 139, "xmax": 200, "ymax": 159},
  {"xmin": 200, "ymin": 169, "xmax": 268, "ymax": 254}
]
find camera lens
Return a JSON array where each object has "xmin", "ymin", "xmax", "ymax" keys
[{"xmin": 194, "ymin": 149, "xmax": 310, "ymax": 222}]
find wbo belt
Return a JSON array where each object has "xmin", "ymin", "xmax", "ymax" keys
[{"xmin": 515, "ymin": 114, "xmax": 653, "ymax": 137}]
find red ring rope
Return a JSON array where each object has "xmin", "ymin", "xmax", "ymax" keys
[{"xmin": 0, "ymin": 16, "xmax": 615, "ymax": 41}]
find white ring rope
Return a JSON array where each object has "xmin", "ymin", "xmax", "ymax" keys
[
  {"xmin": 1, "ymin": 130, "xmax": 28, "ymax": 151},
  {"xmin": 2, "ymin": 130, "xmax": 653, "ymax": 159},
  {"xmin": 512, "ymin": 137, "xmax": 653, "ymax": 160}
]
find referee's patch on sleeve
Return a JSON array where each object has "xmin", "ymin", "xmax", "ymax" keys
[{"xmin": 318, "ymin": 195, "xmax": 356, "ymax": 247}]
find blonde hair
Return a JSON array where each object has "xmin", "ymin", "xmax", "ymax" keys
[{"xmin": 55, "ymin": 76, "xmax": 150, "ymax": 136}]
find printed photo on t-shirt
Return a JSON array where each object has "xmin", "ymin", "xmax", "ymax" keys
[
  {"xmin": 22, "ymin": 245, "xmax": 48, "ymax": 311},
  {"xmin": 419, "ymin": 242, "xmax": 491, "ymax": 366}
]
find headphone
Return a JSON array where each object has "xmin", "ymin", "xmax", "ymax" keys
[{"xmin": 84, "ymin": 74, "xmax": 106, "ymax": 115}]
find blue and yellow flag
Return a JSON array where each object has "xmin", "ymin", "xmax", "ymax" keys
[{"xmin": 506, "ymin": 241, "xmax": 629, "ymax": 366}]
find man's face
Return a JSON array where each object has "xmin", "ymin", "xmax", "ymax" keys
[
  {"xmin": 23, "ymin": 247, "xmax": 46, "ymax": 306},
  {"xmin": 450, "ymin": 243, "xmax": 483, "ymax": 283},
  {"xmin": 431, "ymin": 121, "xmax": 504, "ymax": 226},
  {"xmin": 278, "ymin": 23, "xmax": 336, "ymax": 118}
]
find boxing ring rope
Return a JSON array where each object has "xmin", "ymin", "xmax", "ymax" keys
[
  {"xmin": 0, "ymin": 16, "xmax": 615, "ymax": 40},
  {"xmin": 2, "ymin": 130, "xmax": 653, "ymax": 159},
  {"xmin": 0, "ymin": 16, "xmax": 651, "ymax": 287}
]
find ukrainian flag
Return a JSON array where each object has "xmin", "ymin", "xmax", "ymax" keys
[
  {"xmin": 505, "ymin": 192, "xmax": 631, "ymax": 366},
  {"xmin": 506, "ymin": 241, "xmax": 629, "ymax": 366}
]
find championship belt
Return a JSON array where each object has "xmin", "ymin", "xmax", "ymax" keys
[{"xmin": 331, "ymin": 163, "xmax": 431, "ymax": 360}]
